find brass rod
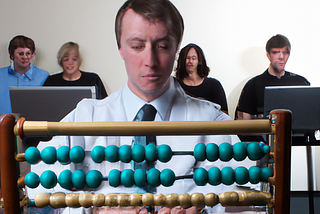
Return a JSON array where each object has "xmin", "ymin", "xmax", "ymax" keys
[{"xmin": 14, "ymin": 120, "xmax": 272, "ymax": 137}]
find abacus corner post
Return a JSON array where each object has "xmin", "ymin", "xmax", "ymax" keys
[
  {"xmin": 270, "ymin": 109, "xmax": 292, "ymax": 214},
  {"xmin": 0, "ymin": 114, "xmax": 21, "ymax": 214}
]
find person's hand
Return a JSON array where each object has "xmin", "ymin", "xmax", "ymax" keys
[
  {"xmin": 157, "ymin": 206, "xmax": 198, "ymax": 214},
  {"xmin": 93, "ymin": 207, "xmax": 141, "ymax": 214}
]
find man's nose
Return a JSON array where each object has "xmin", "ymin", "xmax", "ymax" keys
[
  {"xmin": 144, "ymin": 47, "xmax": 157, "ymax": 68},
  {"xmin": 279, "ymin": 52, "xmax": 284, "ymax": 58}
]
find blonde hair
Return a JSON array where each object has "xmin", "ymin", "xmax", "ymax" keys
[{"xmin": 57, "ymin": 42, "xmax": 82, "ymax": 67}]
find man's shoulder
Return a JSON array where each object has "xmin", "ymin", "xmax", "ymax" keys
[
  {"xmin": 31, "ymin": 64, "xmax": 49, "ymax": 76},
  {"xmin": 285, "ymin": 71, "xmax": 310, "ymax": 84},
  {"xmin": 0, "ymin": 66, "xmax": 10, "ymax": 75},
  {"xmin": 247, "ymin": 70, "xmax": 268, "ymax": 82},
  {"xmin": 77, "ymin": 88, "xmax": 122, "ymax": 108},
  {"xmin": 0, "ymin": 65, "xmax": 10, "ymax": 70}
]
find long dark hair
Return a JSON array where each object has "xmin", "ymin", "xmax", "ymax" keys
[{"xmin": 175, "ymin": 43, "xmax": 210, "ymax": 81}]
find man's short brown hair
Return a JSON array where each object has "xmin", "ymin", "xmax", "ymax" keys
[
  {"xmin": 8, "ymin": 35, "xmax": 35, "ymax": 60},
  {"xmin": 266, "ymin": 34, "xmax": 291, "ymax": 53},
  {"xmin": 115, "ymin": 0, "xmax": 184, "ymax": 50}
]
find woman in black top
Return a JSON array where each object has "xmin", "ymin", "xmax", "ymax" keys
[
  {"xmin": 175, "ymin": 43, "xmax": 228, "ymax": 113},
  {"xmin": 44, "ymin": 42, "xmax": 107, "ymax": 99}
]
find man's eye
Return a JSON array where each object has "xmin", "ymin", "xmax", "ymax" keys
[
  {"xmin": 63, "ymin": 58, "xmax": 68, "ymax": 61},
  {"xmin": 73, "ymin": 58, "xmax": 78, "ymax": 61},
  {"xmin": 132, "ymin": 46, "xmax": 143, "ymax": 50},
  {"xmin": 158, "ymin": 44, "xmax": 168, "ymax": 49}
]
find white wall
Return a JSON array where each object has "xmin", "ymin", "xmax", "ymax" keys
[
  {"xmin": 1, "ymin": 0, "xmax": 320, "ymax": 118},
  {"xmin": 1, "ymin": 0, "xmax": 320, "ymax": 190}
]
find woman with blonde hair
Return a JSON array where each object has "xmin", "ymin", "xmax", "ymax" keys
[{"xmin": 44, "ymin": 42, "xmax": 107, "ymax": 99}]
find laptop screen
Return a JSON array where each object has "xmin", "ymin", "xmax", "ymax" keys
[
  {"xmin": 264, "ymin": 86, "xmax": 320, "ymax": 133},
  {"xmin": 9, "ymin": 86, "xmax": 96, "ymax": 121}
]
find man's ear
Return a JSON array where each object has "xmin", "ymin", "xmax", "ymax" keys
[
  {"xmin": 266, "ymin": 52, "xmax": 271, "ymax": 61},
  {"xmin": 31, "ymin": 53, "xmax": 36, "ymax": 59},
  {"xmin": 119, "ymin": 48, "xmax": 125, "ymax": 60}
]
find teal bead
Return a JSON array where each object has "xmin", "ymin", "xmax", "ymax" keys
[
  {"xmin": 249, "ymin": 166, "xmax": 261, "ymax": 184},
  {"xmin": 261, "ymin": 167, "xmax": 273, "ymax": 182},
  {"xmin": 91, "ymin": 146, "xmax": 105, "ymax": 163},
  {"xmin": 221, "ymin": 167, "xmax": 234, "ymax": 185},
  {"xmin": 247, "ymin": 142, "xmax": 264, "ymax": 160},
  {"xmin": 208, "ymin": 167, "xmax": 221, "ymax": 185},
  {"xmin": 40, "ymin": 170, "xmax": 57, "ymax": 189},
  {"xmin": 72, "ymin": 170, "xmax": 86, "ymax": 190},
  {"xmin": 25, "ymin": 147, "xmax": 41, "ymax": 165},
  {"xmin": 206, "ymin": 143, "xmax": 219, "ymax": 162},
  {"xmin": 57, "ymin": 146, "xmax": 70, "ymax": 165},
  {"xmin": 158, "ymin": 144, "xmax": 172, "ymax": 163},
  {"xmin": 193, "ymin": 143, "xmax": 206, "ymax": 161},
  {"xmin": 132, "ymin": 144, "xmax": 145, "ymax": 163},
  {"xmin": 69, "ymin": 146, "xmax": 85, "ymax": 163},
  {"xmin": 145, "ymin": 144, "xmax": 158, "ymax": 162},
  {"xmin": 263, "ymin": 145, "xmax": 270, "ymax": 154},
  {"xmin": 160, "ymin": 169, "xmax": 175, "ymax": 187},
  {"xmin": 147, "ymin": 168, "xmax": 160, "ymax": 187},
  {"xmin": 86, "ymin": 170, "xmax": 103, "ymax": 188},
  {"xmin": 193, "ymin": 167, "xmax": 208, "ymax": 186},
  {"xmin": 121, "ymin": 169, "xmax": 134, "ymax": 187},
  {"xmin": 234, "ymin": 167, "xmax": 249, "ymax": 185},
  {"xmin": 29, "ymin": 200, "xmax": 36, "ymax": 207},
  {"xmin": 58, "ymin": 169, "xmax": 73, "ymax": 190},
  {"xmin": 134, "ymin": 169, "xmax": 147, "ymax": 187},
  {"xmin": 108, "ymin": 169, "xmax": 121, "ymax": 187},
  {"xmin": 41, "ymin": 146, "xmax": 57, "ymax": 164},
  {"xmin": 233, "ymin": 142, "xmax": 247, "ymax": 161},
  {"xmin": 219, "ymin": 142, "xmax": 233, "ymax": 162},
  {"xmin": 119, "ymin": 145, "xmax": 132, "ymax": 163},
  {"xmin": 25, "ymin": 172, "xmax": 40, "ymax": 188},
  {"xmin": 105, "ymin": 145, "xmax": 119, "ymax": 162}
]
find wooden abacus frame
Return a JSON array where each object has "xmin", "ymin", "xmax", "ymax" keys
[{"xmin": 0, "ymin": 109, "xmax": 292, "ymax": 214}]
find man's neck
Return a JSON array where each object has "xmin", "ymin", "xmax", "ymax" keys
[
  {"xmin": 13, "ymin": 63, "xmax": 31, "ymax": 75},
  {"xmin": 128, "ymin": 78, "xmax": 171, "ymax": 103},
  {"xmin": 268, "ymin": 64, "xmax": 285, "ymax": 79}
]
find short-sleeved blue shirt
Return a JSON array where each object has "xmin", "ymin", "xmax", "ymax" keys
[{"xmin": 0, "ymin": 64, "xmax": 49, "ymax": 115}]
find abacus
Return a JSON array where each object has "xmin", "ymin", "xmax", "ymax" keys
[{"xmin": 0, "ymin": 110, "xmax": 291, "ymax": 214}]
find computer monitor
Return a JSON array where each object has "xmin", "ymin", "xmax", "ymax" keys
[
  {"xmin": 264, "ymin": 86, "xmax": 320, "ymax": 134},
  {"xmin": 9, "ymin": 86, "xmax": 96, "ymax": 122}
]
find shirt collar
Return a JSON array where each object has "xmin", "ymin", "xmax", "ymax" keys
[
  {"xmin": 267, "ymin": 68, "xmax": 286, "ymax": 78},
  {"xmin": 9, "ymin": 64, "xmax": 34, "ymax": 80},
  {"xmin": 123, "ymin": 76, "xmax": 176, "ymax": 121}
]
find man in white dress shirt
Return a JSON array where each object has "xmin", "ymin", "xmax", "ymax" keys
[{"xmin": 30, "ymin": 0, "xmax": 245, "ymax": 213}]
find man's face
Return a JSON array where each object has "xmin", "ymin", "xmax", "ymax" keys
[
  {"xmin": 12, "ymin": 47, "xmax": 35, "ymax": 70},
  {"xmin": 119, "ymin": 9, "xmax": 178, "ymax": 102},
  {"xmin": 267, "ymin": 47, "xmax": 290, "ymax": 73}
]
